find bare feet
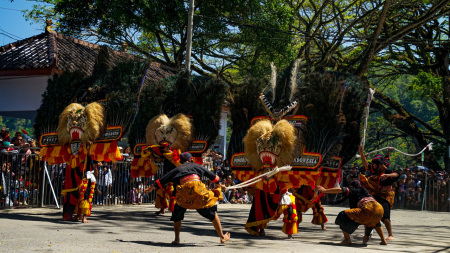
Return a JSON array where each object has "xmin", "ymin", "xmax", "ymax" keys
[
  {"xmin": 321, "ymin": 224, "xmax": 327, "ymax": 230},
  {"xmin": 155, "ymin": 209, "xmax": 165, "ymax": 215},
  {"xmin": 220, "ymin": 232, "xmax": 230, "ymax": 243},
  {"xmin": 81, "ymin": 216, "xmax": 89, "ymax": 223},
  {"xmin": 386, "ymin": 236, "xmax": 394, "ymax": 240},
  {"xmin": 287, "ymin": 234, "xmax": 293, "ymax": 239},
  {"xmin": 339, "ymin": 239, "xmax": 352, "ymax": 245},
  {"xmin": 380, "ymin": 240, "xmax": 387, "ymax": 245},
  {"xmin": 171, "ymin": 239, "xmax": 180, "ymax": 245},
  {"xmin": 259, "ymin": 229, "xmax": 265, "ymax": 236},
  {"xmin": 363, "ymin": 235, "xmax": 371, "ymax": 245}
]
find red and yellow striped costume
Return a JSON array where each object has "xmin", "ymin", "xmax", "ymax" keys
[
  {"xmin": 130, "ymin": 145, "xmax": 181, "ymax": 177},
  {"xmin": 130, "ymin": 146, "xmax": 182, "ymax": 212},
  {"xmin": 293, "ymin": 185, "xmax": 328, "ymax": 226},
  {"xmin": 41, "ymin": 141, "xmax": 122, "ymax": 221}
]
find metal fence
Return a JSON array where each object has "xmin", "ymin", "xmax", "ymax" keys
[
  {"xmin": 1, "ymin": 150, "xmax": 449, "ymax": 212},
  {"xmin": 323, "ymin": 173, "xmax": 450, "ymax": 212},
  {"xmin": 1, "ymin": 150, "xmax": 42, "ymax": 208},
  {"xmin": 0, "ymin": 151, "xmax": 161, "ymax": 209},
  {"xmin": 393, "ymin": 176, "xmax": 450, "ymax": 212}
]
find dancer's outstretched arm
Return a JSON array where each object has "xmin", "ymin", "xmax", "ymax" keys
[
  {"xmin": 358, "ymin": 145, "xmax": 369, "ymax": 171},
  {"xmin": 317, "ymin": 186, "xmax": 343, "ymax": 194}
]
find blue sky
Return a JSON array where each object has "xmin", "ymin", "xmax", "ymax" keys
[{"xmin": 0, "ymin": 1, "xmax": 44, "ymax": 46}]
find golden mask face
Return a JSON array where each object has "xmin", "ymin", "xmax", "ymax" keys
[
  {"xmin": 155, "ymin": 124, "xmax": 178, "ymax": 146},
  {"xmin": 146, "ymin": 113, "xmax": 194, "ymax": 151},
  {"xmin": 244, "ymin": 119, "xmax": 297, "ymax": 170},
  {"xmin": 256, "ymin": 132, "xmax": 282, "ymax": 165},
  {"xmin": 67, "ymin": 108, "xmax": 87, "ymax": 140},
  {"xmin": 58, "ymin": 102, "xmax": 105, "ymax": 146}
]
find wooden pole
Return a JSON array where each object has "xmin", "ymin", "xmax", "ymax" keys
[{"xmin": 185, "ymin": 0, "xmax": 195, "ymax": 73}]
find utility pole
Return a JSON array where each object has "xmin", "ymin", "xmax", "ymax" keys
[{"xmin": 185, "ymin": 0, "xmax": 195, "ymax": 73}]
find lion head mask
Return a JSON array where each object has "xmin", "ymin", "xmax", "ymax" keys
[
  {"xmin": 57, "ymin": 102, "xmax": 106, "ymax": 147},
  {"xmin": 244, "ymin": 119, "xmax": 297, "ymax": 170},
  {"xmin": 145, "ymin": 113, "xmax": 194, "ymax": 151}
]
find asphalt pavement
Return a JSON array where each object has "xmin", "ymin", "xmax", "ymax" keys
[{"xmin": 1, "ymin": 204, "xmax": 449, "ymax": 253}]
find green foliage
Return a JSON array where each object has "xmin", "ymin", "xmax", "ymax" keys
[
  {"xmin": 0, "ymin": 116, "xmax": 34, "ymax": 139},
  {"xmin": 407, "ymin": 71, "xmax": 443, "ymax": 100},
  {"xmin": 22, "ymin": 0, "xmax": 450, "ymax": 169},
  {"xmin": 25, "ymin": 0, "xmax": 297, "ymax": 78},
  {"xmin": 365, "ymin": 70, "xmax": 443, "ymax": 168}
]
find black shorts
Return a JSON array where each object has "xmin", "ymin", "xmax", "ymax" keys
[
  {"xmin": 170, "ymin": 203, "xmax": 217, "ymax": 222},
  {"xmin": 374, "ymin": 195, "xmax": 390, "ymax": 221},
  {"xmin": 335, "ymin": 211, "xmax": 360, "ymax": 235}
]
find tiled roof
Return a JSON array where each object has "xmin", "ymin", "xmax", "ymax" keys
[
  {"xmin": 0, "ymin": 31, "xmax": 177, "ymax": 78},
  {"xmin": 0, "ymin": 33, "xmax": 51, "ymax": 70}
]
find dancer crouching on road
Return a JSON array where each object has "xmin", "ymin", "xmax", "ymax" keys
[
  {"xmin": 144, "ymin": 152, "xmax": 230, "ymax": 244},
  {"xmin": 317, "ymin": 180, "xmax": 387, "ymax": 246},
  {"xmin": 358, "ymin": 145, "xmax": 399, "ymax": 241}
]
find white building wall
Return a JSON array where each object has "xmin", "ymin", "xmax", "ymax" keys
[{"xmin": 0, "ymin": 76, "xmax": 50, "ymax": 111}]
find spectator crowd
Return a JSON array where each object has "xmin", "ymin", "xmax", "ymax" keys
[
  {"xmin": 202, "ymin": 149, "xmax": 252, "ymax": 204},
  {"xmin": 1, "ymin": 127, "xmax": 40, "ymax": 207},
  {"xmin": 2, "ymin": 124, "xmax": 448, "ymax": 211},
  {"xmin": 341, "ymin": 162, "xmax": 449, "ymax": 211}
]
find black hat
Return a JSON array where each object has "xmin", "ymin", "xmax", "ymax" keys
[{"xmin": 180, "ymin": 152, "xmax": 193, "ymax": 163}]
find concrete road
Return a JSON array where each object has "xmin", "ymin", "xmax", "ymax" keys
[{"xmin": 1, "ymin": 204, "xmax": 449, "ymax": 253}]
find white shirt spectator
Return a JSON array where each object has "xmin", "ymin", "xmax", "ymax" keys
[{"xmin": 98, "ymin": 165, "xmax": 113, "ymax": 187}]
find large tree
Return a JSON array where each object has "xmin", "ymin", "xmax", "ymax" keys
[
  {"xmin": 25, "ymin": 0, "xmax": 450, "ymax": 168},
  {"xmin": 367, "ymin": 15, "xmax": 450, "ymax": 170},
  {"xmin": 26, "ymin": 0, "xmax": 297, "ymax": 80}
]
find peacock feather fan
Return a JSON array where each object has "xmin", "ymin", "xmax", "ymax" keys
[
  {"xmin": 226, "ymin": 77, "xmax": 268, "ymax": 159},
  {"xmin": 34, "ymin": 46, "xmax": 150, "ymax": 143},
  {"xmin": 293, "ymin": 71, "xmax": 367, "ymax": 164},
  {"xmin": 162, "ymin": 72, "xmax": 227, "ymax": 148}
]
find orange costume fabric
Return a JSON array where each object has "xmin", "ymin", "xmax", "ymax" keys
[
  {"xmin": 175, "ymin": 180, "xmax": 223, "ymax": 210},
  {"xmin": 344, "ymin": 198, "xmax": 384, "ymax": 228},
  {"xmin": 294, "ymin": 185, "xmax": 328, "ymax": 225},
  {"xmin": 244, "ymin": 163, "xmax": 308, "ymax": 236},
  {"xmin": 41, "ymin": 141, "xmax": 122, "ymax": 221},
  {"xmin": 75, "ymin": 178, "xmax": 96, "ymax": 217},
  {"xmin": 131, "ymin": 146, "xmax": 181, "ymax": 212},
  {"xmin": 130, "ymin": 145, "xmax": 181, "ymax": 178},
  {"xmin": 155, "ymin": 183, "xmax": 175, "ymax": 211},
  {"xmin": 359, "ymin": 174, "xmax": 395, "ymax": 209},
  {"xmin": 245, "ymin": 189, "xmax": 281, "ymax": 236}
]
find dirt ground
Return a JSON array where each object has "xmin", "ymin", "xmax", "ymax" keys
[{"xmin": 0, "ymin": 204, "xmax": 449, "ymax": 253}]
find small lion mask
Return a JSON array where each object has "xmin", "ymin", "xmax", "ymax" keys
[
  {"xmin": 244, "ymin": 119, "xmax": 296, "ymax": 170},
  {"xmin": 146, "ymin": 113, "xmax": 194, "ymax": 151},
  {"xmin": 58, "ymin": 102, "xmax": 105, "ymax": 146}
]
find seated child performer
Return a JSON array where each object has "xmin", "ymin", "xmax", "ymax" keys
[
  {"xmin": 358, "ymin": 145, "xmax": 399, "ymax": 241},
  {"xmin": 278, "ymin": 190, "xmax": 298, "ymax": 239},
  {"xmin": 145, "ymin": 152, "xmax": 230, "ymax": 244},
  {"xmin": 317, "ymin": 181, "xmax": 387, "ymax": 246},
  {"xmin": 294, "ymin": 185, "xmax": 327, "ymax": 230}
]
